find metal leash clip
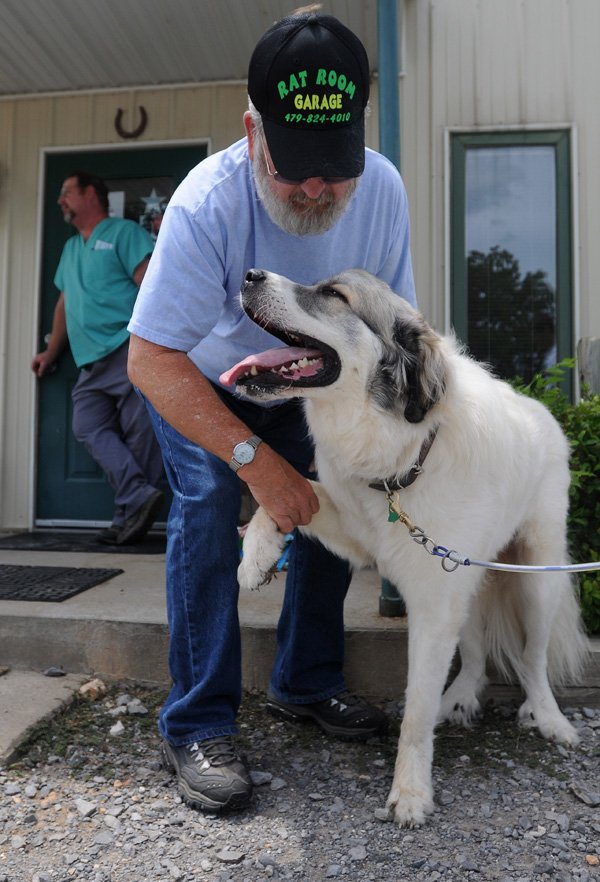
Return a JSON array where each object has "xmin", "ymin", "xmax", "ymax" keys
[
  {"xmin": 385, "ymin": 485, "xmax": 415, "ymax": 530},
  {"xmin": 382, "ymin": 479, "xmax": 600, "ymax": 575}
]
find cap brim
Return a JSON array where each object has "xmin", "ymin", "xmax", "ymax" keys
[{"xmin": 262, "ymin": 117, "xmax": 365, "ymax": 181}]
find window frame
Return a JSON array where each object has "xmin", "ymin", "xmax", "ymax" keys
[{"xmin": 446, "ymin": 127, "xmax": 576, "ymax": 388}]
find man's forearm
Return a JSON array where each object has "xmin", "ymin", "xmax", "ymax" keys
[
  {"xmin": 127, "ymin": 333, "xmax": 320, "ymax": 533},
  {"xmin": 127, "ymin": 333, "xmax": 261, "ymax": 463},
  {"xmin": 46, "ymin": 292, "xmax": 68, "ymax": 360}
]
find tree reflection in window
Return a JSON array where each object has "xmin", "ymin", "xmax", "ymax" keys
[{"xmin": 467, "ymin": 245, "xmax": 556, "ymax": 383}]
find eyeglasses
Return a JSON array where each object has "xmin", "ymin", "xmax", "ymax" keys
[
  {"xmin": 59, "ymin": 186, "xmax": 79, "ymax": 198},
  {"xmin": 259, "ymin": 134, "xmax": 352, "ymax": 186}
]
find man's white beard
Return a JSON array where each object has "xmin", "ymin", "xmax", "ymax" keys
[{"xmin": 252, "ymin": 150, "xmax": 358, "ymax": 237}]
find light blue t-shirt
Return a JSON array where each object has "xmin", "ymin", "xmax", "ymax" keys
[
  {"xmin": 55, "ymin": 216, "xmax": 154, "ymax": 367},
  {"xmin": 129, "ymin": 138, "xmax": 416, "ymax": 392}
]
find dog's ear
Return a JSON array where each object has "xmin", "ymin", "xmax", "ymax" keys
[
  {"xmin": 371, "ymin": 317, "xmax": 446, "ymax": 422},
  {"xmin": 398, "ymin": 319, "xmax": 447, "ymax": 422}
]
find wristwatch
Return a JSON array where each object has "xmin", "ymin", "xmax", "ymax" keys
[{"xmin": 229, "ymin": 435, "xmax": 262, "ymax": 473}]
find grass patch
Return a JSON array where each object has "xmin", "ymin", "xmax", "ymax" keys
[
  {"xmin": 433, "ymin": 705, "xmax": 568, "ymax": 781},
  {"xmin": 6, "ymin": 686, "xmax": 575, "ymax": 788},
  {"xmin": 8, "ymin": 683, "xmax": 167, "ymax": 775}
]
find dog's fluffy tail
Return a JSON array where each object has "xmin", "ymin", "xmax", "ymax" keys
[{"xmin": 480, "ymin": 571, "xmax": 589, "ymax": 690}]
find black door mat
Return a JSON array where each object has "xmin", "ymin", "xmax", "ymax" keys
[
  {"xmin": 0, "ymin": 531, "xmax": 166, "ymax": 554},
  {"xmin": 0, "ymin": 564, "xmax": 124, "ymax": 602}
]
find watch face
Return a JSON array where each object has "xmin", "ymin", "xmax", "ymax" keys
[{"xmin": 234, "ymin": 441, "xmax": 255, "ymax": 464}]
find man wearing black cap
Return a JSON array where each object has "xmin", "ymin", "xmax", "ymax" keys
[{"xmin": 128, "ymin": 9, "xmax": 416, "ymax": 813}]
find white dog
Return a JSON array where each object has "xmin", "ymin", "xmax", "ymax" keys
[{"xmin": 220, "ymin": 268, "xmax": 588, "ymax": 827}]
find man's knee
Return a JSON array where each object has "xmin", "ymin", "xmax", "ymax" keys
[
  {"xmin": 72, "ymin": 398, "xmax": 113, "ymax": 446},
  {"xmin": 71, "ymin": 408, "xmax": 94, "ymax": 445}
]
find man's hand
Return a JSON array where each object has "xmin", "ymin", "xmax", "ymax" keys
[
  {"xmin": 243, "ymin": 450, "xmax": 319, "ymax": 535},
  {"xmin": 32, "ymin": 293, "xmax": 67, "ymax": 377},
  {"xmin": 31, "ymin": 351, "xmax": 56, "ymax": 377}
]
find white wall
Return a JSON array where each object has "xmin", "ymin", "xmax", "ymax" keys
[
  {"xmin": 401, "ymin": 0, "xmax": 600, "ymax": 341},
  {"xmin": 1, "ymin": 0, "xmax": 600, "ymax": 529},
  {"xmin": 0, "ymin": 83, "xmax": 249, "ymax": 530}
]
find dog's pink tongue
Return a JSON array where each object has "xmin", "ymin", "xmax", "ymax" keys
[{"xmin": 220, "ymin": 346, "xmax": 322, "ymax": 386}]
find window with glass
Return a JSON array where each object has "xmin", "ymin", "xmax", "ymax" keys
[{"xmin": 450, "ymin": 130, "xmax": 573, "ymax": 386}]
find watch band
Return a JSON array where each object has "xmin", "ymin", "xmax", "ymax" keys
[{"xmin": 229, "ymin": 434, "xmax": 262, "ymax": 473}]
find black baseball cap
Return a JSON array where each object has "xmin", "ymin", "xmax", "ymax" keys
[{"xmin": 248, "ymin": 12, "xmax": 370, "ymax": 181}]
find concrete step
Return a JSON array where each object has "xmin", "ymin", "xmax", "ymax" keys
[
  {"xmin": 0, "ymin": 667, "xmax": 87, "ymax": 765},
  {"xmin": 0, "ymin": 547, "xmax": 598, "ymax": 704}
]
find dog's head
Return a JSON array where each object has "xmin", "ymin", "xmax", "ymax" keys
[{"xmin": 219, "ymin": 268, "xmax": 446, "ymax": 423}]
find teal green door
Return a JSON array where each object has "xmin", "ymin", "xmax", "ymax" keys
[{"xmin": 36, "ymin": 145, "xmax": 206, "ymax": 525}]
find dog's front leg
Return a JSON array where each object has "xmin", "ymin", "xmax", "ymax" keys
[
  {"xmin": 237, "ymin": 482, "xmax": 338, "ymax": 591},
  {"xmin": 387, "ymin": 586, "xmax": 471, "ymax": 826},
  {"xmin": 238, "ymin": 507, "xmax": 286, "ymax": 590},
  {"xmin": 298, "ymin": 483, "xmax": 373, "ymax": 570},
  {"xmin": 239, "ymin": 483, "xmax": 372, "ymax": 591}
]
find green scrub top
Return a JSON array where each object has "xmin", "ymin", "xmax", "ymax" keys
[{"xmin": 55, "ymin": 216, "xmax": 154, "ymax": 367}]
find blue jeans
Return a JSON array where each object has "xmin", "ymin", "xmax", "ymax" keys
[{"xmin": 145, "ymin": 390, "xmax": 351, "ymax": 747}]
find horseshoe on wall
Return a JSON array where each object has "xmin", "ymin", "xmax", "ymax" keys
[{"xmin": 114, "ymin": 106, "xmax": 148, "ymax": 139}]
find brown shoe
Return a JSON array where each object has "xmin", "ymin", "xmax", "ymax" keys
[
  {"xmin": 96, "ymin": 525, "xmax": 121, "ymax": 545},
  {"xmin": 116, "ymin": 490, "xmax": 163, "ymax": 545}
]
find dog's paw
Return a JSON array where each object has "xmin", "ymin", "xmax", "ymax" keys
[
  {"xmin": 237, "ymin": 556, "xmax": 273, "ymax": 591},
  {"xmin": 517, "ymin": 701, "xmax": 580, "ymax": 747},
  {"xmin": 238, "ymin": 507, "xmax": 285, "ymax": 591},
  {"xmin": 438, "ymin": 691, "xmax": 482, "ymax": 728},
  {"xmin": 437, "ymin": 671, "xmax": 487, "ymax": 728},
  {"xmin": 387, "ymin": 742, "xmax": 435, "ymax": 827},
  {"xmin": 386, "ymin": 786, "xmax": 434, "ymax": 828}
]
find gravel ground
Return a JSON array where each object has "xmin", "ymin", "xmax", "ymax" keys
[{"xmin": 0, "ymin": 683, "xmax": 598, "ymax": 882}]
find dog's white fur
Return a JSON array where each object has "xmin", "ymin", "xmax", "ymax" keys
[{"xmin": 234, "ymin": 269, "xmax": 588, "ymax": 827}]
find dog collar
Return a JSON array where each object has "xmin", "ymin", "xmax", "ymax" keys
[{"xmin": 368, "ymin": 428, "xmax": 438, "ymax": 492}]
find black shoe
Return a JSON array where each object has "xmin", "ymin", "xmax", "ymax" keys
[
  {"xmin": 117, "ymin": 490, "xmax": 163, "ymax": 545},
  {"xmin": 96, "ymin": 525, "xmax": 121, "ymax": 545},
  {"xmin": 266, "ymin": 690, "xmax": 389, "ymax": 742},
  {"xmin": 161, "ymin": 737, "xmax": 253, "ymax": 813}
]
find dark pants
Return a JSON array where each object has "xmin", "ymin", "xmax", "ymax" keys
[{"xmin": 71, "ymin": 341, "xmax": 163, "ymax": 526}]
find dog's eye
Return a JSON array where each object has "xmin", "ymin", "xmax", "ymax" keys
[{"xmin": 321, "ymin": 286, "xmax": 348, "ymax": 303}]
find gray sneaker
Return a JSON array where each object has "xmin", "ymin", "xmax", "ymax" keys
[
  {"xmin": 266, "ymin": 690, "xmax": 389, "ymax": 741},
  {"xmin": 161, "ymin": 736, "xmax": 252, "ymax": 812}
]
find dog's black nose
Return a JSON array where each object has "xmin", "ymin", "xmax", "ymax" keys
[{"xmin": 245, "ymin": 269, "xmax": 266, "ymax": 284}]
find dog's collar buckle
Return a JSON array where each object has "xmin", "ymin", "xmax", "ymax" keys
[{"xmin": 368, "ymin": 428, "xmax": 438, "ymax": 493}]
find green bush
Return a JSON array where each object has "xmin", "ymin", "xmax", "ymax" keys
[{"xmin": 513, "ymin": 360, "xmax": 600, "ymax": 634}]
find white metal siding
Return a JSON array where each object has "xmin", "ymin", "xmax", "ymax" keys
[
  {"xmin": 0, "ymin": 84, "xmax": 246, "ymax": 530},
  {"xmin": 400, "ymin": 0, "xmax": 599, "ymax": 341},
  {"xmin": 1, "ymin": 0, "xmax": 600, "ymax": 528},
  {"xmin": 0, "ymin": 0, "xmax": 379, "ymax": 97}
]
